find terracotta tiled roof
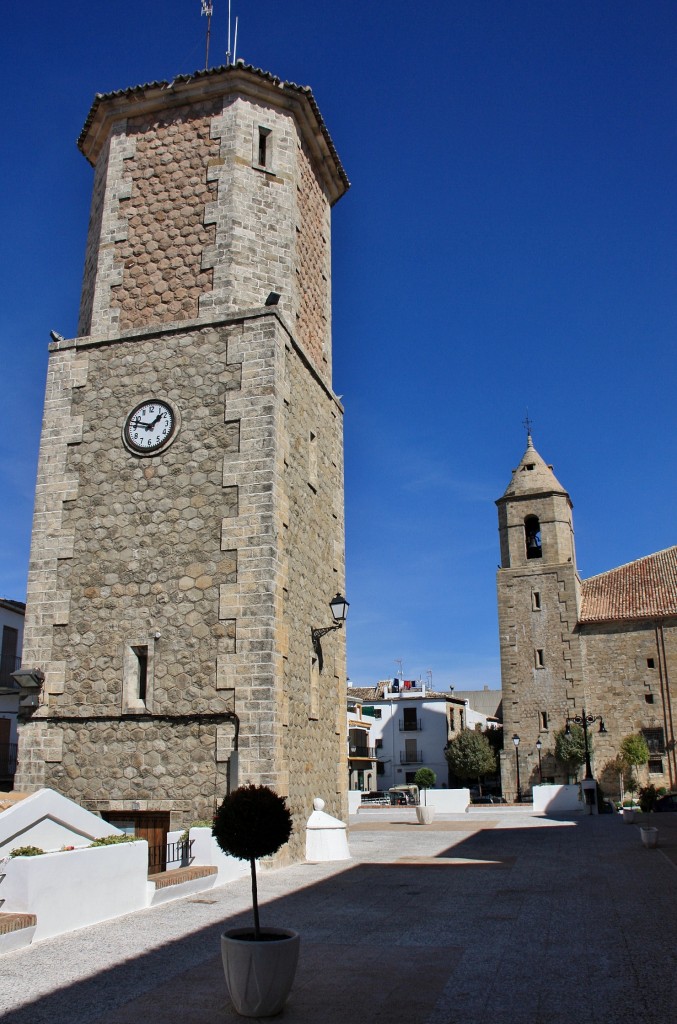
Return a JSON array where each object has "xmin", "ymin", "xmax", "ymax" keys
[
  {"xmin": 579, "ymin": 546, "xmax": 677, "ymax": 623},
  {"xmin": 346, "ymin": 686, "xmax": 378, "ymax": 701}
]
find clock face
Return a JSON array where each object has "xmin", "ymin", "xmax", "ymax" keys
[{"xmin": 124, "ymin": 400, "xmax": 176, "ymax": 454}]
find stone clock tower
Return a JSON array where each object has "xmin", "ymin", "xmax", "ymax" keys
[{"xmin": 16, "ymin": 62, "xmax": 350, "ymax": 859}]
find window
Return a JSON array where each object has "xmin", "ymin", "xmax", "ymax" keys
[
  {"xmin": 642, "ymin": 727, "xmax": 665, "ymax": 753},
  {"xmin": 540, "ymin": 710, "xmax": 549, "ymax": 730},
  {"xmin": 375, "ymin": 738, "xmax": 383, "ymax": 750},
  {"xmin": 254, "ymin": 125, "xmax": 272, "ymax": 169},
  {"xmin": 535, "ymin": 649, "xmax": 545, "ymax": 669},
  {"xmin": 648, "ymin": 757, "xmax": 664, "ymax": 775},
  {"xmin": 123, "ymin": 639, "xmax": 154, "ymax": 710},
  {"xmin": 647, "ymin": 658, "xmax": 655, "ymax": 669},
  {"xmin": 132, "ymin": 645, "xmax": 148, "ymax": 701},
  {"xmin": 374, "ymin": 708, "xmax": 382, "ymax": 720},
  {"xmin": 532, "ymin": 591, "xmax": 541, "ymax": 611},
  {"xmin": 402, "ymin": 707, "xmax": 418, "ymax": 731},
  {"xmin": 645, "ymin": 693, "xmax": 654, "ymax": 704},
  {"xmin": 376, "ymin": 762, "xmax": 385, "ymax": 775},
  {"xmin": 524, "ymin": 515, "xmax": 542, "ymax": 559}
]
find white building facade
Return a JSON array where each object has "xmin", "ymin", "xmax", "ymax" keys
[
  {"xmin": 348, "ymin": 680, "xmax": 491, "ymax": 793},
  {"xmin": 0, "ymin": 599, "xmax": 25, "ymax": 788}
]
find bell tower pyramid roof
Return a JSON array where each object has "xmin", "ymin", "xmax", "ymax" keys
[{"xmin": 498, "ymin": 435, "xmax": 569, "ymax": 503}]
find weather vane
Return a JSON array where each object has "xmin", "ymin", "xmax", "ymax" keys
[
  {"xmin": 201, "ymin": 1, "xmax": 213, "ymax": 70},
  {"xmin": 522, "ymin": 411, "xmax": 533, "ymax": 438}
]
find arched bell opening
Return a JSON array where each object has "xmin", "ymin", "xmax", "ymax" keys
[{"xmin": 524, "ymin": 515, "xmax": 542, "ymax": 559}]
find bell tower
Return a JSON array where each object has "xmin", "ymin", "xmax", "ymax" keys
[
  {"xmin": 496, "ymin": 435, "xmax": 584, "ymax": 799},
  {"xmin": 16, "ymin": 63, "xmax": 350, "ymax": 859}
]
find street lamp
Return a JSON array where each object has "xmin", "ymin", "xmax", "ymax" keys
[
  {"xmin": 565, "ymin": 708, "xmax": 607, "ymax": 780},
  {"xmin": 512, "ymin": 733, "xmax": 521, "ymax": 802},
  {"xmin": 535, "ymin": 738, "xmax": 543, "ymax": 784},
  {"xmin": 311, "ymin": 593, "xmax": 349, "ymax": 670}
]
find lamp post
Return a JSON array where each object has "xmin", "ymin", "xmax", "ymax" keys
[
  {"xmin": 512, "ymin": 733, "xmax": 521, "ymax": 803},
  {"xmin": 565, "ymin": 708, "xmax": 606, "ymax": 780},
  {"xmin": 535, "ymin": 738, "xmax": 543, "ymax": 784}
]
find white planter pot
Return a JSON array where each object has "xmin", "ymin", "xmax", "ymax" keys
[
  {"xmin": 640, "ymin": 826, "xmax": 658, "ymax": 849},
  {"xmin": 622, "ymin": 808, "xmax": 637, "ymax": 824},
  {"xmin": 416, "ymin": 805, "xmax": 435, "ymax": 825},
  {"xmin": 221, "ymin": 927, "xmax": 300, "ymax": 1017}
]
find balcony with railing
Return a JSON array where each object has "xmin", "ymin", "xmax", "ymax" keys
[
  {"xmin": 349, "ymin": 744, "xmax": 377, "ymax": 760},
  {"xmin": 399, "ymin": 719, "xmax": 422, "ymax": 731},
  {"xmin": 399, "ymin": 749, "xmax": 424, "ymax": 764}
]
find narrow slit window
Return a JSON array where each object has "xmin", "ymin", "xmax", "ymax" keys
[
  {"xmin": 535, "ymin": 649, "xmax": 545, "ymax": 669},
  {"xmin": 540, "ymin": 710, "xmax": 549, "ymax": 730},
  {"xmin": 257, "ymin": 126, "xmax": 272, "ymax": 168},
  {"xmin": 532, "ymin": 591, "xmax": 541, "ymax": 611},
  {"xmin": 132, "ymin": 645, "xmax": 148, "ymax": 701}
]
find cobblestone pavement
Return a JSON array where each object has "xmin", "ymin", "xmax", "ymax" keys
[{"xmin": 2, "ymin": 808, "xmax": 676, "ymax": 1024}]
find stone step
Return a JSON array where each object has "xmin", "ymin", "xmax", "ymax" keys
[
  {"xmin": 148, "ymin": 865, "xmax": 217, "ymax": 890},
  {"xmin": 0, "ymin": 912, "xmax": 37, "ymax": 935}
]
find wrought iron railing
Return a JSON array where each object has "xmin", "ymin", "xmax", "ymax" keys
[
  {"xmin": 349, "ymin": 745, "xmax": 377, "ymax": 759},
  {"xmin": 399, "ymin": 750, "xmax": 423, "ymax": 764},
  {"xmin": 0, "ymin": 743, "xmax": 17, "ymax": 777},
  {"xmin": 148, "ymin": 838, "xmax": 194, "ymax": 872},
  {"xmin": 399, "ymin": 720, "xmax": 422, "ymax": 731}
]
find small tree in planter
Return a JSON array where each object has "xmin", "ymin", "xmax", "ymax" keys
[
  {"xmin": 213, "ymin": 784, "xmax": 297, "ymax": 1018},
  {"xmin": 213, "ymin": 783, "xmax": 292, "ymax": 940},
  {"xmin": 414, "ymin": 768, "xmax": 437, "ymax": 806},
  {"xmin": 554, "ymin": 725, "xmax": 587, "ymax": 782},
  {"xmin": 620, "ymin": 733, "xmax": 649, "ymax": 805}
]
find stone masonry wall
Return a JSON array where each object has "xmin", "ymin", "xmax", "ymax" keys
[
  {"xmin": 498, "ymin": 564, "xmax": 583, "ymax": 797},
  {"xmin": 18, "ymin": 310, "xmax": 346, "ymax": 841},
  {"xmin": 294, "ymin": 136, "xmax": 331, "ymax": 375},
  {"xmin": 581, "ymin": 618, "xmax": 677, "ymax": 790},
  {"xmin": 111, "ymin": 101, "xmax": 220, "ymax": 330},
  {"xmin": 281, "ymin": 334, "xmax": 347, "ymax": 850}
]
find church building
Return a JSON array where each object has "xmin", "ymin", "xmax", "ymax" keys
[
  {"xmin": 496, "ymin": 435, "xmax": 676, "ymax": 800},
  {"xmin": 15, "ymin": 62, "xmax": 350, "ymax": 860}
]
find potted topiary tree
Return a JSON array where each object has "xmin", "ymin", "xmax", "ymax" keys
[
  {"xmin": 620, "ymin": 733, "xmax": 649, "ymax": 821},
  {"xmin": 213, "ymin": 784, "xmax": 297, "ymax": 1017},
  {"xmin": 414, "ymin": 767, "xmax": 437, "ymax": 823}
]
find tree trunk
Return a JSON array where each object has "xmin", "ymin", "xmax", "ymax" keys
[{"xmin": 250, "ymin": 856, "xmax": 260, "ymax": 939}]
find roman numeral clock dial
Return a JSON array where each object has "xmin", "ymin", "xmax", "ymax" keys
[{"xmin": 123, "ymin": 399, "xmax": 178, "ymax": 456}]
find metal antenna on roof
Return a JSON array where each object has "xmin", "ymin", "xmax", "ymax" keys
[
  {"xmin": 233, "ymin": 15, "xmax": 239, "ymax": 64},
  {"xmin": 226, "ymin": 0, "xmax": 232, "ymax": 64},
  {"xmin": 395, "ymin": 659, "xmax": 403, "ymax": 679},
  {"xmin": 201, "ymin": 1, "xmax": 213, "ymax": 70}
]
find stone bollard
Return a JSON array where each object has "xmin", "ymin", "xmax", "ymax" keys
[{"xmin": 305, "ymin": 798, "xmax": 351, "ymax": 862}]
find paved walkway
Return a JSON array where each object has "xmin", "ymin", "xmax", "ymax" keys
[{"xmin": 2, "ymin": 808, "xmax": 676, "ymax": 1024}]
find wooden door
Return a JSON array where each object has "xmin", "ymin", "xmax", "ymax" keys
[{"xmin": 102, "ymin": 811, "xmax": 171, "ymax": 873}]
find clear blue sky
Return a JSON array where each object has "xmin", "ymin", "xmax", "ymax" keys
[{"xmin": 1, "ymin": 2, "xmax": 675, "ymax": 691}]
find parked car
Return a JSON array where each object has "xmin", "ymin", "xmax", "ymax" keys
[{"xmin": 654, "ymin": 793, "xmax": 677, "ymax": 812}]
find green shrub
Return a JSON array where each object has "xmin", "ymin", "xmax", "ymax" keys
[
  {"xmin": 89, "ymin": 834, "xmax": 140, "ymax": 847},
  {"xmin": 639, "ymin": 784, "xmax": 659, "ymax": 813},
  {"xmin": 9, "ymin": 845, "xmax": 45, "ymax": 858}
]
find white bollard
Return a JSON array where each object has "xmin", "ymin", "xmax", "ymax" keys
[{"xmin": 305, "ymin": 798, "xmax": 351, "ymax": 862}]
